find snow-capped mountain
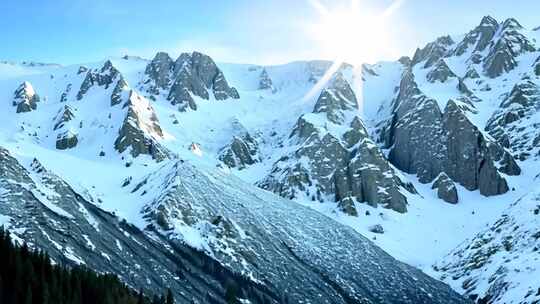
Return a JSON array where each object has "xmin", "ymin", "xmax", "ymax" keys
[{"xmin": 0, "ymin": 15, "xmax": 539, "ymax": 303}]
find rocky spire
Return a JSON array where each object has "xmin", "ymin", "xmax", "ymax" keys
[
  {"xmin": 165, "ymin": 52, "xmax": 240, "ymax": 111},
  {"xmin": 77, "ymin": 60, "xmax": 122, "ymax": 100},
  {"xmin": 313, "ymin": 72, "xmax": 358, "ymax": 124},
  {"xmin": 258, "ymin": 68, "xmax": 274, "ymax": 91},
  {"xmin": 114, "ymin": 91, "xmax": 168, "ymax": 161},
  {"xmin": 53, "ymin": 105, "xmax": 75, "ymax": 131},
  {"xmin": 411, "ymin": 35, "xmax": 454, "ymax": 68},
  {"xmin": 144, "ymin": 52, "xmax": 174, "ymax": 93},
  {"xmin": 426, "ymin": 59, "xmax": 457, "ymax": 83},
  {"xmin": 13, "ymin": 81, "xmax": 40, "ymax": 113}
]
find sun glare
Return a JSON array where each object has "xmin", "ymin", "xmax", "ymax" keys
[
  {"xmin": 304, "ymin": 0, "xmax": 404, "ymax": 113},
  {"xmin": 309, "ymin": 2, "xmax": 388, "ymax": 65}
]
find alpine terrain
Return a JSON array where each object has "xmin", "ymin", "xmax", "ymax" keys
[{"xmin": 1, "ymin": 15, "xmax": 539, "ymax": 304}]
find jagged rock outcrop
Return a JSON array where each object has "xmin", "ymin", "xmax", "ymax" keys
[
  {"xmin": 260, "ymin": 73, "xmax": 411, "ymax": 214},
  {"xmin": 53, "ymin": 105, "xmax": 75, "ymax": 131},
  {"xmin": 13, "ymin": 81, "xmax": 40, "ymax": 113},
  {"xmin": 383, "ymin": 69, "xmax": 519, "ymax": 196},
  {"xmin": 486, "ymin": 81, "xmax": 540, "ymax": 160},
  {"xmin": 218, "ymin": 133, "xmax": 260, "ymax": 170},
  {"xmin": 144, "ymin": 52, "xmax": 174, "ymax": 95},
  {"xmin": 114, "ymin": 91, "xmax": 168, "ymax": 161},
  {"xmin": 426, "ymin": 59, "xmax": 457, "ymax": 83},
  {"xmin": 77, "ymin": 60, "xmax": 125, "ymax": 100},
  {"xmin": 258, "ymin": 68, "xmax": 274, "ymax": 91},
  {"xmin": 411, "ymin": 35, "xmax": 454, "ymax": 68},
  {"xmin": 111, "ymin": 77, "xmax": 129, "ymax": 106},
  {"xmin": 142, "ymin": 51, "xmax": 240, "ymax": 111},
  {"xmin": 482, "ymin": 18, "xmax": 535, "ymax": 78},
  {"xmin": 453, "ymin": 16, "xmax": 499, "ymax": 56},
  {"xmin": 432, "ymin": 173, "xmax": 458, "ymax": 204},
  {"xmin": 56, "ymin": 130, "xmax": 78, "ymax": 150}
]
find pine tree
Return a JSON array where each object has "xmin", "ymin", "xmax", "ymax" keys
[{"xmin": 166, "ymin": 288, "xmax": 174, "ymax": 304}]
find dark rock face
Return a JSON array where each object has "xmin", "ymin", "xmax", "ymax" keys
[
  {"xmin": 432, "ymin": 173, "xmax": 458, "ymax": 204},
  {"xmin": 0, "ymin": 148, "xmax": 281, "ymax": 304},
  {"xmin": 114, "ymin": 91, "xmax": 168, "ymax": 161},
  {"xmin": 482, "ymin": 18, "xmax": 535, "ymax": 78},
  {"xmin": 53, "ymin": 105, "xmax": 75, "ymax": 131},
  {"xmin": 426, "ymin": 59, "xmax": 457, "ymax": 83},
  {"xmin": 453, "ymin": 16, "xmax": 499, "ymax": 56},
  {"xmin": 77, "ymin": 60, "xmax": 123, "ymax": 100},
  {"xmin": 312, "ymin": 73, "xmax": 357, "ymax": 123},
  {"xmin": 218, "ymin": 132, "xmax": 260, "ymax": 170},
  {"xmin": 486, "ymin": 81, "xmax": 540, "ymax": 161},
  {"xmin": 111, "ymin": 77, "xmax": 129, "ymax": 106},
  {"xmin": 384, "ymin": 69, "xmax": 519, "ymax": 196},
  {"xmin": 13, "ymin": 82, "xmax": 40, "ymax": 113},
  {"xmin": 260, "ymin": 74, "xmax": 411, "ymax": 214},
  {"xmin": 411, "ymin": 36, "xmax": 454, "ymax": 68},
  {"xmin": 143, "ymin": 51, "xmax": 239, "ymax": 111},
  {"xmin": 55, "ymin": 130, "xmax": 78, "ymax": 150},
  {"xmin": 144, "ymin": 52, "xmax": 174, "ymax": 95},
  {"xmin": 258, "ymin": 68, "xmax": 274, "ymax": 91}
]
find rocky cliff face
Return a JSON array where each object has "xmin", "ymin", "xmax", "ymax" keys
[
  {"xmin": 260, "ymin": 73, "xmax": 411, "ymax": 214},
  {"xmin": 486, "ymin": 80, "xmax": 540, "ymax": 161},
  {"xmin": 382, "ymin": 65, "xmax": 519, "ymax": 197},
  {"xmin": 142, "ymin": 51, "xmax": 239, "ymax": 111},
  {"xmin": 13, "ymin": 81, "xmax": 40, "ymax": 113},
  {"xmin": 114, "ymin": 90, "xmax": 168, "ymax": 161}
]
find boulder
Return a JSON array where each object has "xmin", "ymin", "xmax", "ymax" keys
[{"xmin": 432, "ymin": 173, "xmax": 458, "ymax": 204}]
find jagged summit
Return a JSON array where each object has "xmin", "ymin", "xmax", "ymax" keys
[{"xmin": 142, "ymin": 51, "xmax": 239, "ymax": 111}]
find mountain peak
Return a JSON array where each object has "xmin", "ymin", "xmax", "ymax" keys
[{"xmin": 478, "ymin": 15, "xmax": 499, "ymax": 28}]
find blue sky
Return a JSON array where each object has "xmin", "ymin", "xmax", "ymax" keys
[{"xmin": 2, "ymin": 0, "xmax": 540, "ymax": 65}]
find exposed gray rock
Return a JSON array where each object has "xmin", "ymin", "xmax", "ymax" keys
[
  {"xmin": 77, "ymin": 60, "xmax": 121, "ymax": 100},
  {"xmin": 313, "ymin": 72, "xmax": 358, "ymax": 123},
  {"xmin": 111, "ymin": 77, "xmax": 129, "ymax": 106},
  {"xmin": 163, "ymin": 52, "xmax": 240, "ymax": 111},
  {"xmin": 384, "ymin": 69, "xmax": 518, "ymax": 197},
  {"xmin": 411, "ymin": 35, "xmax": 454, "ymax": 68},
  {"xmin": 260, "ymin": 74, "xmax": 411, "ymax": 213},
  {"xmin": 483, "ymin": 18, "xmax": 535, "ymax": 78},
  {"xmin": 432, "ymin": 173, "xmax": 458, "ymax": 204},
  {"xmin": 464, "ymin": 67, "xmax": 481, "ymax": 80},
  {"xmin": 13, "ymin": 81, "xmax": 40, "ymax": 113},
  {"xmin": 369, "ymin": 224, "xmax": 384, "ymax": 234},
  {"xmin": 144, "ymin": 52, "xmax": 174, "ymax": 95},
  {"xmin": 258, "ymin": 68, "xmax": 274, "ymax": 91},
  {"xmin": 60, "ymin": 83, "xmax": 72, "ymax": 103},
  {"xmin": 453, "ymin": 16, "xmax": 499, "ymax": 56},
  {"xmin": 53, "ymin": 105, "xmax": 75, "ymax": 131},
  {"xmin": 218, "ymin": 132, "xmax": 260, "ymax": 170},
  {"xmin": 486, "ymin": 81, "xmax": 540, "ymax": 160},
  {"xmin": 114, "ymin": 91, "xmax": 168, "ymax": 161},
  {"xmin": 426, "ymin": 59, "xmax": 457, "ymax": 83},
  {"xmin": 55, "ymin": 130, "xmax": 78, "ymax": 150}
]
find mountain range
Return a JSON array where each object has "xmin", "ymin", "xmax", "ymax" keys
[{"xmin": 0, "ymin": 15, "xmax": 539, "ymax": 303}]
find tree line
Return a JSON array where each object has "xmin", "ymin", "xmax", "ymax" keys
[{"xmin": 0, "ymin": 227, "xmax": 174, "ymax": 304}]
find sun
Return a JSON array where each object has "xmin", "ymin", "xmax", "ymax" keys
[
  {"xmin": 309, "ymin": 3, "xmax": 387, "ymax": 65},
  {"xmin": 308, "ymin": 0, "xmax": 403, "ymax": 66}
]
